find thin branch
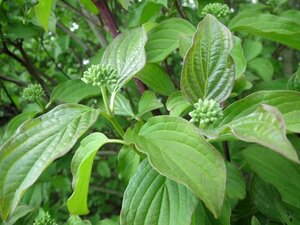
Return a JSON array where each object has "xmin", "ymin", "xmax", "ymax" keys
[
  {"xmin": 173, "ymin": 0, "xmax": 187, "ymax": 19},
  {"xmin": 92, "ymin": 0, "xmax": 120, "ymax": 38},
  {"xmin": 90, "ymin": 185, "xmax": 123, "ymax": 197},
  {"xmin": 0, "ymin": 80, "xmax": 19, "ymax": 112},
  {"xmin": 40, "ymin": 36, "xmax": 71, "ymax": 79},
  {"xmin": 57, "ymin": 22, "xmax": 93, "ymax": 56},
  {"xmin": 0, "ymin": 75, "xmax": 27, "ymax": 86}
]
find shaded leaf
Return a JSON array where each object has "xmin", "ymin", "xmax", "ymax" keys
[
  {"xmin": 120, "ymin": 160, "xmax": 199, "ymax": 225},
  {"xmin": 166, "ymin": 91, "xmax": 192, "ymax": 116},
  {"xmin": 146, "ymin": 18, "xmax": 195, "ymax": 62},
  {"xmin": 137, "ymin": 91, "xmax": 163, "ymax": 117},
  {"xmin": 0, "ymin": 104, "xmax": 99, "ymax": 220}
]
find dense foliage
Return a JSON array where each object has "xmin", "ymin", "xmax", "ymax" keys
[{"xmin": 0, "ymin": 0, "xmax": 300, "ymax": 224}]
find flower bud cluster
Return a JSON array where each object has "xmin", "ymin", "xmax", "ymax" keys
[
  {"xmin": 33, "ymin": 212, "xmax": 57, "ymax": 225},
  {"xmin": 81, "ymin": 64, "xmax": 118, "ymax": 88},
  {"xmin": 22, "ymin": 84, "xmax": 45, "ymax": 102},
  {"xmin": 189, "ymin": 99, "xmax": 223, "ymax": 127},
  {"xmin": 201, "ymin": 3, "xmax": 230, "ymax": 18}
]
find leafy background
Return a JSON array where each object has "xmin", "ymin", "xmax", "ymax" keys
[{"xmin": 0, "ymin": 0, "xmax": 300, "ymax": 224}]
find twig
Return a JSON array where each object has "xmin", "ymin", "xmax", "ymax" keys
[
  {"xmin": 223, "ymin": 141, "xmax": 230, "ymax": 161},
  {"xmin": 90, "ymin": 185, "xmax": 123, "ymax": 197},
  {"xmin": 0, "ymin": 80, "xmax": 19, "ymax": 112},
  {"xmin": 272, "ymin": 44, "xmax": 286, "ymax": 59},
  {"xmin": 173, "ymin": 0, "xmax": 187, "ymax": 19},
  {"xmin": 92, "ymin": 0, "xmax": 120, "ymax": 38},
  {"xmin": 0, "ymin": 74, "xmax": 27, "ymax": 86},
  {"xmin": 40, "ymin": 36, "xmax": 71, "ymax": 79}
]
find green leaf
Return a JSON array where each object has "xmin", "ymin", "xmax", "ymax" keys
[
  {"xmin": 242, "ymin": 39, "xmax": 262, "ymax": 62},
  {"xmin": 118, "ymin": 145, "xmax": 140, "ymax": 184},
  {"xmin": 120, "ymin": 160, "xmax": 199, "ymax": 225},
  {"xmin": 214, "ymin": 90, "xmax": 300, "ymax": 133},
  {"xmin": 137, "ymin": 91, "xmax": 163, "ymax": 117},
  {"xmin": 101, "ymin": 27, "xmax": 147, "ymax": 94},
  {"xmin": 136, "ymin": 63, "xmax": 175, "ymax": 96},
  {"xmin": 67, "ymin": 215, "xmax": 92, "ymax": 225},
  {"xmin": 50, "ymin": 79, "xmax": 101, "ymax": 104},
  {"xmin": 118, "ymin": 0, "xmax": 130, "ymax": 9},
  {"xmin": 126, "ymin": 116, "xmax": 226, "ymax": 218},
  {"xmin": 80, "ymin": 0, "xmax": 98, "ymax": 14},
  {"xmin": 225, "ymin": 163, "xmax": 246, "ymax": 200},
  {"xmin": 166, "ymin": 91, "xmax": 192, "ymax": 116},
  {"xmin": 67, "ymin": 133, "xmax": 110, "ymax": 215},
  {"xmin": 179, "ymin": 33, "xmax": 193, "ymax": 57},
  {"xmin": 145, "ymin": 18, "xmax": 195, "ymax": 62},
  {"xmin": 251, "ymin": 216, "xmax": 261, "ymax": 225},
  {"xmin": 3, "ymin": 111, "xmax": 38, "ymax": 142},
  {"xmin": 248, "ymin": 58, "xmax": 273, "ymax": 81},
  {"xmin": 214, "ymin": 104, "xmax": 298, "ymax": 162},
  {"xmin": 287, "ymin": 65, "xmax": 300, "ymax": 91},
  {"xmin": 229, "ymin": 13, "xmax": 300, "ymax": 50},
  {"xmin": 35, "ymin": 0, "xmax": 55, "ymax": 31},
  {"xmin": 190, "ymin": 203, "xmax": 206, "ymax": 225},
  {"xmin": 206, "ymin": 199, "xmax": 231, "ymax": 225},
  {"xmin": 280, "ymin": 10, "xmax": 300, "ymax": 25},
  {"xmin": 0, "ymin": 104, "xmax": 99, "ymax": 220},
  {"xmin": 181, "ymin": 15, "xmax": 235, "ymax": 104},
  {"xmin": 114, "ymin": 94, "xmax": 134, "ymax": 117},
  {"xmin": 230, "ymin": 36, "xmax": 246, "ymax": 79},
  {"xmin": 243, "ymin": 145, "xmax": 300, "ymax": 209}
]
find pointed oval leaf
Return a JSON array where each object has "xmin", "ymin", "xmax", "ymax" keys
[
  {"xmin": 67, "ymin": 132, "xmax": 110, "ymax": 215},
  {"xmin": 0, "ymin": 104, "xmax": 99, "ymax": 220},
  {"xmin": 166, "ymin": 91, "xmax": 192, "ymax": 117},
  {"xmin": 136, "ymin": 63, "xmax": 175, "ymax": 96},
  {"xmin": 181, "ymin": 15, "xmax": 235, "ymax": 104},
  {"xmin": 145, "ymin": 18, "xmax": 195, "ymax": 62},
  {"xmin": 213, "ymin": 90, "xmax": 300, "ymax": 133},
  {"xmin": 137, "ymin": 91, "xmax": 163, "ymax": 117},
  {"xmin": 229, "ymin": 13, "xmax": 300, "ymax": 50},
  {"xmin": 120, "ymin": 160, "xmax": 199, "ymax": 225},
  {"xmin": 214, "ymin": 104, "xmax": 298, "ymax": 162},
  {"xmin": 51, "ymin": 79, "xmax": 101, "ymax": 104},
  {"xmin": 101, "ymin": 27, "xmax": 147, "ymax": 93},
  {"xmin": 127, "ymin": 116, "xmax": 226, "ymax": 217},
  {"xmin": 243, "ymin": 145, "xmax": 300, "ymax": 209}
]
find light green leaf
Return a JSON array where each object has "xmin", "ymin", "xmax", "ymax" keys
[
  {"xmin": 243, "ymin": 145, "xmax": 300, "ymax": 208},
  {"xmin": 50, "ymin": 79, "xmax": 101, "ymax": 104},
  {"xmin": 80, "ymin": 0, "xmax": 98, "ymax": 14},
  {"xmin": 214, "ymin": 90, "xmax": 300, "ymax": 133},
  {"xmin": 190, "ymin": 203, "xmax": 206, "ymax": 225},
  {"xmin": 231, "ymin": 36, "xmax": 246, "ymax": 79},
  {"xmin": 166, "ymin": 91, "xmax": 192, "ymax": 116},
  {"xmin": 67, "ymin": 133, "xmax": 110, "ymax": 215},
  {"xmin": 181, "ymin": 15, "xmax": 235, "ymax": 104},
  {"xmin": 126, "ymin": 116, "xmax": 226, "ymax": 218},
  {"xmin": 137, "ymin": 91, "xmax": 163, "ymax": 117},
  {"xmin": 120, "ymin": 160, "xmax": 199, "ymax": 225},
  {"xmin": 280, "ymin": 10, "xmax": 300, "ymax": 25},
  {"xmin": 214, "ymin": 104, "xmax": 298, "ymax": 162},
  {"xmin": 242, "ymin": 39, "xmax": 263, "ymax": 62},
  {"xmin": 114, "ymin": 94, "xmax": 134, "ymax": 117},
  {"xmin": 136, "ymin": 63, "xmax": 175, "ymax": 96},
  {"xmin": 118, "ymin": 0, "xmax": 130, "ymax": 9},
  {"xmin": 225, "ymin": 163, "xmax": 246, "ymax": 200},
  {"xmin": 248, "ymin": 58, "xmax": 273, "ymax": 81},
  {"xmin": 179, "ymin": 33, "xmax": 193, "ymax": 57},
  {"xmin": 35, "ymin": 0, "xmax": 55, "ymax": 31},
  {"xmin": 146, "ymin": 18, "xmax": 195, "ymax": 62},
  {"xmin": 118, "ymin": 145, "xmax": 140, "ymax": 184},
  {"xmin": 67, "ymin": 215, "xmax": 92, "ymax": 225},
  {"xmin": 287, "ymin": 65, "xmax": 300, "ymax": 91},
  {"xmin": 101, "ymin": 27, "xmax": 147, "ymax": 94},
  {"xmin": 3, "ymin": 111, "xmax": 38, "ymax": 142},
  {"xmin": 99, "ymin": 219, "xmax": 119, "ymax": 225},
  {"xmin": 251, "ymin": 216, "xmax": 261, "ymax": 225},
  {"xmin": 0, "ymin": 104, "xmax": 100, "ymax": 220},
  {"xmin": 229, "ymin": 13, "xmax": 300, "ymax": 50}
]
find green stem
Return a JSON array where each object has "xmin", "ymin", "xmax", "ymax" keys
[
  {"xmin": 100, "ymin": 112, "xmax": 125, "ymax": 138},
  {"xmin": 110, "ymin": 139, "xmax": 127, "ymax": 145},
  {"xmin": 101, "ymin": 86, "xmax": 112, "ymax": 116}
]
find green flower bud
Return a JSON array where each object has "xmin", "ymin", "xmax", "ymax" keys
[
  {"xmin": 189, "ymin": 99, "xmax": 223, "ymax": 128},
  {"xmin": 81, "ymin": 64, "xmax": 119, "ymax": 88},
  {"xmin": 22, "ymin": 84, "xmax": 45, "ymax": 102},
  {"xmin": 201, "ymin": 3, "xmax": 230, "ymax": 18},
  {"xmin": 33, "ymin": 212, "xmax": 58, "ymax": 225}
]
